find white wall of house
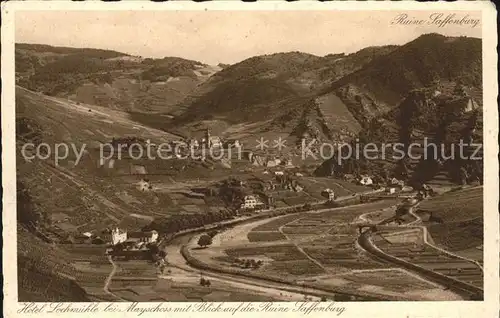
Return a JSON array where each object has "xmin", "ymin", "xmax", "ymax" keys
[{"xmin": 112, "ymin": 229, "xmax": 127, "ymax": 245}]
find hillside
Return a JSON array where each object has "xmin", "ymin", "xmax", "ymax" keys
[
  {"xmin": 327, "ymin": 33, "xmax": 482, "ymax": 126},
  {"xmin": 314, "ymin": 84, "xmax": 483, "ymax": 187},
  {"xmin": 15, "ymin": 85, "xmax": 252, "ymax": 299},
  {"xmin": 15, "ymin": 43, "xmax": 221, "ymax": 113},
  {"xmin": 170, "ymin": 47, "xmax": 396, "ymax": 145},
  {"xmin": 312, "ymin": 34, "xmax": 482, "ymax": 186},
  {"xmin": 170, "ymin": 34, "xmax": 480, "ymax": 151},
  {"xmin": 416, "ymin": 187, "xmax": 483, "ymax": 263}
]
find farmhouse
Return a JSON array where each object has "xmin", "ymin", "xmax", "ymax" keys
[
  {"xmin": 387, "ymin": 187, "xmax": 396, "ymax": 194},
  {"xmin": 359, "ymin": 176, "xmax": 373, "ymax": 186},
  {"xmin": 321, "ymin": 189, "xmax": 335, "ymax": 201},
  {"xmin": 137, "ymin": 179, "xmax": 152, "ymax": 191}
]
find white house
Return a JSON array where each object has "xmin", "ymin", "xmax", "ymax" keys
[
  {"xmin": 241, "ymin": 195, "xmax": 257, "ymax": 209},
  {"xmin": 387, "ymin": 187, "xmax": 396, "ymax": 194},
  {"xmin": 137, "ymin": 179, "xmax": 151, "ymax": 191},
  {"xmin": 359, "ymin": 176, "xmax": 373, "ymax": 186},
  {"xmin": 390, "ymin": 178, "xmax": 400, "ymax": 185},
  {"xmin": 111, "ymin": 228, "xmax": 127, "ymax": 245},
  {"xmin": 274, "ymin": 171, "xmax": 284, "ymax": 176},
  {"xmin": 321, "ymin": 189, "xmax": 335, "ymax": 201}
]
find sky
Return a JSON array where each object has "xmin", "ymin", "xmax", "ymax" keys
[{"xmin": 15, "ymin": 10, "xmax": 482, "ymax": 65}]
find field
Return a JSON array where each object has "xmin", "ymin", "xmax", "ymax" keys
[
  {"xmin": 187, "ymin": 199, "xmax": 467, "ymax": 299},
  {"xmin": 418, "ymin": 187, "xmax": 483, "ymax": 222},
  {"xmin": 299, "ymin": 177, "xmax": 371, "ymax": 198},
  {"xmin": 110, "ymin": 277, "xmax": 278, "ymax": 302},
  {"xmin": 247, "ymin": 231, "xmax": 287, "ymax": 242},
  {"xmin": 417, "ymin": 187, "xmax": 483, "ymax": 261},
  {"xmin": 371, "ymin": 231, "xmax": 483, "ymax": 289},
  {"xmin": 114, "ymin": 260, "xmax": 158, "ymax": 278},
  {"xmin": 16, "ymin": 87, "xmax": 242, "ymax": 236}
]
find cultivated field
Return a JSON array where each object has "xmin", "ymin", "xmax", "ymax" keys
[
  {"xmin": 417, "ymin": 186, "xmax": 483, "ymax": 262},
  {"xmin": 186, "ymin": 199, "xmax": 462, "ymax": 300},
  {"xmin": 371, "ymin": 231, "xmax": 483, "ymax": 289}
]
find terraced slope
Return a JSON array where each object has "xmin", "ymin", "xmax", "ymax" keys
[{"xmin": 417, "ymin": 187, "xmax": 483, "ymax": 263}]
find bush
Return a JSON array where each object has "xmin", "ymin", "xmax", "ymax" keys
[
  {"xmin": 197, "ymin": 234, "xmax": 213, "ymax": 248},
  {"xmin": 200, "ymin": 277, "xmax": 211, "ymax": 287}
]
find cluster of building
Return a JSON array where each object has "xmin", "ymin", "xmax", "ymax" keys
[
  {"xmin": 111, "ymin": 227, "xmax": 159, "ymax": 249},
  {"xmin": 250, "ymin": 155, "xmax": 294, "ymax": 168}
]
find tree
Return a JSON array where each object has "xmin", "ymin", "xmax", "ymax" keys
[
  {"xmin": 200, "ymin": 277, "xmax": 211, "ymax": 287},
  {"xmin": 197, "ymin": 234, "xmax": 213, "ymax": 248},
  {"xmin": 113, "ymin": 243, "xmax": 124, "ymax": 254},
  {"xmin": 91, "ymin": 237, "xmax": 105, "ymax": 245},
  {"xmin": 459, "ymin": 166, "xmax": 469, "ymax": 185},
  {"xmin": 148, "ymin": 243, "xmax": 160, "ymax": 255},
  {"xmin": 17, "ymin": 181, "xmax": 44, "ymax": 228},
  {"xmin": 158, "ymin": 250, "xmax": 167, "ymax": 259}
]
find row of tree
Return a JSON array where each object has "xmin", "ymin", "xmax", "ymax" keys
[{"xmin": 145, "ymin": 208, "xmax": 237, "ymax": 234}]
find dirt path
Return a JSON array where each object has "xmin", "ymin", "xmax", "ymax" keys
[{"xmin": 103, "ymin": 256, "xmax": 126, "ymax": 301}]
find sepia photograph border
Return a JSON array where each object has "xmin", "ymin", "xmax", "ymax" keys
[{"xmin": 2, "ymin": 1, "xmax": 498, "ymax": 317}]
